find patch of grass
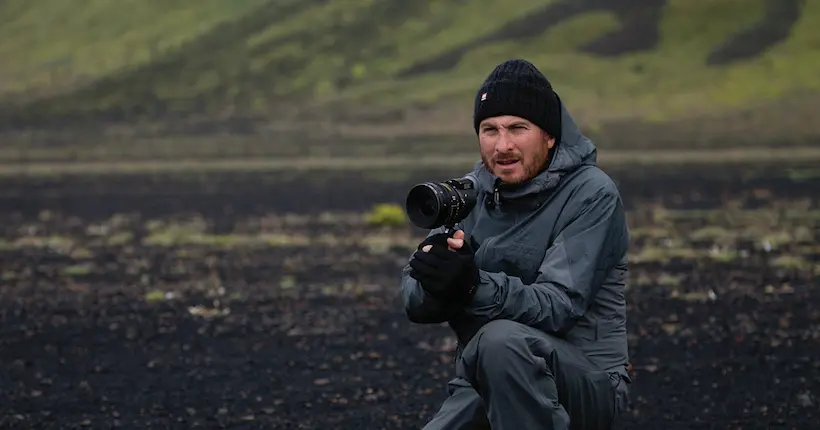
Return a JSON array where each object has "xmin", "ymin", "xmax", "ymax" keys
[
  {"xmin": 656, "ymin": 273, "xmax": 685, "ymax": 287},
  {"xmin": 142, "ymin": 232, "xmax": 312, "ymax": 248},
  {"xmin": 278, "ymin": 276, "xmax": 297, "ymax": 290},
  {"xmin": 62, "ymin": 263, "xmax": 93, "ymax": 276},
  {"xmin": 786, "ymin": 167, "xmax": 820, "ymax": 181},
  {"xmin": 364, "ymin": 203, "xmax": 407, "ymax": 228},
  {"xmin": 144, "ymin": 289, "xmax": 167, "ymax": 302},
  {"xmin": 106, "ymin": 232, "xmax": 134, "ymax": 246},
  {"xmin": 13, "ymin": 235, "xmax": 74, "ymax": 253},
  {"xmin": 629, "ymin": 201, "xmax": 820, "ymax": 267},
  {"xmin": 70, "ymin": 247, "xmax": 94, "ymax": 260},
  {"xmin": 690, "ymin": 226, "xmax": 737, "ymax": 244},
  {"xmin": 770, "ymin": 255, "xmax": 812, "ymax": 270},
  {"xmin": 631, "ymin": 246, "xmax": 700, "ymax": 264},
  {"xmin": 670, "ymin": 289, "xmax": 718, "ymax": 303},
  {"xmin": 138, "ymin": 231, "xmax": 422, "ymax": 250}
]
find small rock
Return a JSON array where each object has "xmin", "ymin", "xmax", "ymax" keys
[
  {"xmin": 796, "ymin": 392, "xmax": 813, "ymax": 408},
  {"xmin": 313, "ymin": 378, "xmax": 330, "ymax": 386}
]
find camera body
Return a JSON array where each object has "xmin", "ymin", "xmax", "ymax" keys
[{"xmin": 405, "ymin": 175, "xmax": 478, "ymax": 232}]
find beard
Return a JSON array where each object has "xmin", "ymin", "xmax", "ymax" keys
[{"xmin": 481, "ymin": 146, "xmax": 550, "ymax": 185}]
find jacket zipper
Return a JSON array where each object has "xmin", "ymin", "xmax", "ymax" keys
[{"xmin": 454, "ymin": 186, "xmax": 501, "ymax": 363}]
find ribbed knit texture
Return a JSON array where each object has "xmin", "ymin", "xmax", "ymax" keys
[{"xmin": 473, "ymin": 58, "xmax": 561, "ymax": 142}]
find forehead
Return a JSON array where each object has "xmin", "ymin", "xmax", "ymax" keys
[{"xmin": 480, "ymin": 115, "xmax": 532, "ymax": 127}]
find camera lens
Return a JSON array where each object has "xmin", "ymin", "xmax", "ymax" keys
[
  {"xmin": 405, "ymin": 176, "xmax": 478, "ymax": 230},
  {"xmin": 405, "ymin": 183, "xmax": 444, "ymax": 229},
  {"xmin": 420, "ymin": 199, "xmax": 437, "ymax": 217}
]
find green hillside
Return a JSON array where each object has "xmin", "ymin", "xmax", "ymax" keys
[
  {"xmin": 1, "ymin": 0, "xmax": 818, "ymax": 149},
  {"xmin": 0, "ymin": 0, "xmax": 269, "ymax": 99}
]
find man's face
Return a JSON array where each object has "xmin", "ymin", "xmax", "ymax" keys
[{"xmin": 478, "ymin": 115, "xmax": 556, "ymax": 185}]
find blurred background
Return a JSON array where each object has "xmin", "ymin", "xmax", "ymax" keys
[{"xmin": 0, "ymin": 1, "xmax": 818, "ymax": 429}]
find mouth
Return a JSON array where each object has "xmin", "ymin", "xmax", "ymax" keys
[{"xmin": 496, "ymin": 159, "xmax": 520, "ymax": 167}]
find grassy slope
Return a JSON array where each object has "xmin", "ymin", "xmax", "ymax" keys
[
  {"xmin": 0, "ymin": 0, "xmax": 269, "ymax": 98},
  {"xmin": 1, "ymin": 0, "xmax": 819, "ymax": 158}
]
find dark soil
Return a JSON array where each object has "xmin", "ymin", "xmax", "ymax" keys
[{"xmin": 1, "ymin": 165, "xmax": 819, "ymax": 429}]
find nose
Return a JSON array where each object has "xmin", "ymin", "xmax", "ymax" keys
[{"xmin": 495, "ymin": 130, "xmax": 514, "ymax": 153}]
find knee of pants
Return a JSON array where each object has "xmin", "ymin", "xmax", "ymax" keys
[{"xmin": 462, "ymin": 320, "xmax": 549, "ymax": 373}]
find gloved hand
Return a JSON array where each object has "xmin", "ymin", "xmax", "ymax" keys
[{"xmin": 408, "ymin": 230, "xmax": 480, "ymax": 304}]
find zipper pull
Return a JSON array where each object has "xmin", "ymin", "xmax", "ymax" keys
[{"xmin": 493, "ymin": 187, "xmax": 500, "ymax": 207}]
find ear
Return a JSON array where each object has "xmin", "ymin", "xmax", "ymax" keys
[{"xmin": 545, "ymin": 133, "xmax": 556, "ymax": 149}]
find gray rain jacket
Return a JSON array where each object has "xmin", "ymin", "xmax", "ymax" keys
[{"xmin": 400, "ymin": 102, "xmax": 631, "ymax": 381}]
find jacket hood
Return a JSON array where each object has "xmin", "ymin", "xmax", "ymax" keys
[{"xmin": 470, "ymin": 96, "xmax": 598, "ymax": 200}]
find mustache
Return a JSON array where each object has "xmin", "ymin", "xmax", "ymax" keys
[{"xmin": 494, "ymin": 155, "xmax": 521, "ymax": 162}]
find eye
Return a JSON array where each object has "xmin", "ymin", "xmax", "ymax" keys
[{"xmin": 482, "ymin": 126, "xmax": 497, "ymax": 134}]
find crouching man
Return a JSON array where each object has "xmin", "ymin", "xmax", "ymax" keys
[{"xmin": 400, "ymin": 58, "xmax": 631, "ymax": 430}]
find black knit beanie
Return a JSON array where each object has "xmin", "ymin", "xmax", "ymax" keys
[{"xmin": 473, "ymin": 59, "xmax": 561, "ymax": 142}]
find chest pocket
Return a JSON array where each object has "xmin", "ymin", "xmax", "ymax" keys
[{"xmin": 486, "ymin": 241, "xmax": 546, "ymax": 285}]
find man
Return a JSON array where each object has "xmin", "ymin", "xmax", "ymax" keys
[{"xmin": 400, "ymin": 58, "xmax": 631, "ymax": 430}]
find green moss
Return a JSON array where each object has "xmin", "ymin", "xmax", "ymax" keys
[
  {"xmin": 144, "ymin": 289, "xmax": 166, "ymax": 302},
  {"xmin": 63, "ymin": 263, "xmax": 93, "ymax": 276},
  {"xmin": 364, "ymin": 203, "xmax": 407, "ymax": 227},
  {"xmin": 770, "ymin": 255, "xmax": 812, "ymax": 270}
]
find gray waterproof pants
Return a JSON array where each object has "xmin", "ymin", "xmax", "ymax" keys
[{"xmin": 422, "ymin": 320, "xmax": 628, "ymax": 430}]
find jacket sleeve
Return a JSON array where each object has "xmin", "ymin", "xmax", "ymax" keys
[
  {"xmin": 462, "ymin": 186, "xmax": 629, "ymax": 335},
  {"xmin": 399, "ymin": 227, "xmax": 457, "ymax": 324}
]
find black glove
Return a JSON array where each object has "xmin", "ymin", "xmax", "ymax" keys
[{"xmin": 408, "ymin": 232, "xmax": 480, "ymax": 304}]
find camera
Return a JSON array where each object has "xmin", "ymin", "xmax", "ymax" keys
[{"xmin": 405, "ymin": 175, "xmax": 478, "ymax": 231}]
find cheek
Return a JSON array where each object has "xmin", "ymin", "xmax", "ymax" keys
[
  {"xmin": 478, "ymin": 140, "xmax": 495, "ymax": 156},
  {"xmin": 520, "ymin": 139, "xmax": 548, "ymax": 166},
  {"xmin": 518, "ymin": 140, "xmax": 539, "ymax": 157}
]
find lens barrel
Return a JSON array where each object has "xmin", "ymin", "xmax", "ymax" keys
[{"xmin": 405, "ymin": 176, "xmax": 477, "ymax": 229}]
